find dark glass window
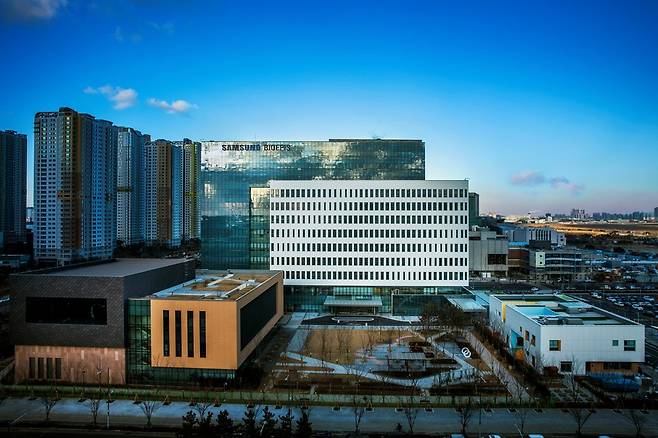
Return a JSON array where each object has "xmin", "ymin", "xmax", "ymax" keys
[
  {"xmin": 55, "ymin": 358, "xmax": 62, "ymax": 379},
  {"xmin": 187, "ymin": 311, "xmax": 194, "ymax": 357},
  {"xmin": 46, "ymin": 358, "xmax": 53, "ymax": 379},
  {"xmin": 240, "ymin": 285, "xmax": 277, "ymax": 350},
  {"xmin": 175, "ymin": 311, "xmax": 182, "ymax": 357},
  {"xmin": 37, "ymin": 357, "xmax": 44, "ymax": 379},
  {"xmin": 163, "ymin": 310, "xmax": 170, "ymax": 357},
  {"xmin": 26, "ymin": 297, "xmax": 107, "ymax": 325},
  {"xmin": 487, "ymin": 254, "xmax": 507, "ymax": 265},
  {"xmin": 28, "ymin": 357, "xmax": 35, "ymax": 379},
  {"xmin": 199, "ymin": 311, "xmax": 206, "ymax": 358}
]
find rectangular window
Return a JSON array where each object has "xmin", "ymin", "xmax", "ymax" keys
[
  {"xmin": 175, "ymin": 311, "xmax": 182, "ymax": 357},
  {"xmin": 560, "ymin": 361, "xmax": 573, "ymax": 373},
  {"xmin": 612, "ymin": 339, "xmax": 619, "ymax": 347},
  {"xmin": 199, "ymin": 311, "xmax": 206, "ymax": 358},
  {"xmin": 239, "ymin": 285, "xmax": 277, "ymax": 350},
  {"xmin": 187, "ymin": 311, "xmax": 194, "ymax": 357},
  {"xmin": 28, "ymin": 357, "xmax": 36, "ymax": 379},
  {"xmin": 37, "ymin": 357, "xmax": 44, "ymax": 379},
  {"xmin": 624, "ymin": 340, "xmax": 636, "ymax": 351},
  {"xmin": 46, "ymin": 358, "xmax": 53, "ymax": 379},
  {"xmin": 549, "ymin": 339, "xmax": 561, "ymax": 351},
  {"xmin": 163, "ymin": 310, "xmax": 170, "ymax": 357},
  {"xmin": 55, "ymin": 358, "xmax": 62, "ymax": 380},
  {"xmin": 26, "ymin": 297, "xmax": 107, "ymax": 325}
]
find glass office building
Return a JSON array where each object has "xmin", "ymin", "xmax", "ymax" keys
[{"xmin": 200, "ymin": 139, "xmax": 425, "ymax": 270}]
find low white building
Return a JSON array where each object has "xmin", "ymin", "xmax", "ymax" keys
[
  {"xmin": 505, "ymin": 226, "xmax": 566, "ymax": 247},
  {"xmin": 529, "ymin": 249, "xmax": 590, "ymax": 282},
  {"xmin": 489, "ymin": 294, "xmax": 644, "ymax": 375}
]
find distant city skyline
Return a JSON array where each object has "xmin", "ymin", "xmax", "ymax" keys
[{"xmin": 1, "ymin": 0, "xmax": 657, "ymax": 214}]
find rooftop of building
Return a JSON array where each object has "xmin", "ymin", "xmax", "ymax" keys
[
  {"xmin": 149, "ymin": 269, "xmax": 280, "ymax": 301},
  {"xmin": 200, "ymin": 138, "xmax": 423, "ymax": 143},
  {"xmin": 447, "ymin": 297, "xmax": 487, "ymax": 312},
  {"xmin": 270, "ymin": 179, "xmax": 467, "ymax": 187},
  {"xmin": 18, "ymin": 258, "xmax": 190, "ymax": 278},
  {"xmin": 328, "ymin": 138, "xmax": 423, "ymax": 142},
  {"xmin": 493, "ymin": 293, "xmax": 638, "ymax": 326}
]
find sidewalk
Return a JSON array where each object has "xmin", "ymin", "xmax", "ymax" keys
[{"xmin": 0, "ymin": 397, "xmax": 656, "ymax": 436}]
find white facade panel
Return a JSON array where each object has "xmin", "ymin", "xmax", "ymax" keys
[{"xmin": 269, "ymin": 180, "xmax": 469, "ymax": 287}]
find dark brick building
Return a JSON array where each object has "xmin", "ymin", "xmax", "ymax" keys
[{"xmin": 10, "ymin": 258, "xmax": 194, "ymax": 384}]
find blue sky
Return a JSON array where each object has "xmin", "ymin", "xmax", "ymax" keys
[{"xmin": 1, "ymin": 0, "xmax": 657, "ymax": 214}]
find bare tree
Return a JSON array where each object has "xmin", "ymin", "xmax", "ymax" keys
[
  {"xmin": 456, "ymin": 398, "xmax": 474, "ymax": 435},
  {"xmin": 377, "ymin": 356, "xmax": 395, "ymax": 404},
  {"xmin": 350, "ymin": 393, "xmax": 369, "ymax": 435},
  {"xmin": 385, "ymin": 329, "xmax": 394, "ymax": 353},
  {"xmin": 139, "ymin": 392, "xmax": 163, "ymax": 427},
  {"xmin": 41, "ymin": 387, "xmax": 59, "ymax": 422},
  {"xmin": 420, "ymin": 302, "xmax": 441, "ymax": 340},
  {"xmin": 619, "ymin": 406, "xmax": 648, "ymax": 438},
  {"xmin": 616, "ymin": 384, "xmax": 648, "ymax": 438},
  {"xmin": 319, "ymin": 327, "xmax": 330, "ymax": 367},
  {"xmin": 193, "ymin": 399, "xmax": 214, "ymax": 419},
  {"xmin": 401, "ymin": 375, "xmax": 421, "ymax": 436},
  {"xmin": 336, "ymin": 329, "xmax": 352, "ymax": 363},
  {"xmin": 510, "ymin": 382, "xmax": 531, "ymax": 437},
  {"xmin": 366, "ymin": 327, "xmax": 379, "ymax": 356},
  {"xmin": 563, "ymin": 358, "xmax": 593, "ymax": 437},
  {"xmin": 87, "ymin": 388, "xmax": 103, "ymax": 427}
]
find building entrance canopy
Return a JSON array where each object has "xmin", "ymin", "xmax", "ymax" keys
[{"xmin": 324, "ymin": 296, "xmax": 383, "ymax": 314}]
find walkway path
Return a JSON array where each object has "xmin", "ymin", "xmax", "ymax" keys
[
  {"xmin": 280, "ymin": 352, "xmax": 479, "ymax": 390},
  {"xmin": 464, "ymin": 331, "xmax": 531, "ymax": 400}
]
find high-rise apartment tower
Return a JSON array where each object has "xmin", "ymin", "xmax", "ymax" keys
[
  {"xmin": 0, "ymin": 130, "xmax": 27, "ymax": 246},
  {"xmin": 34, "ymin": 108, "xmax": 117, "ymax": 264}
]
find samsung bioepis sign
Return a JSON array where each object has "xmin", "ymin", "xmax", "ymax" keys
[{"xmin": 221, "ymin": 143, "xmax": 292, "ymax": 152}]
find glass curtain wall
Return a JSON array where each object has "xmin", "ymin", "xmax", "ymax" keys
[{"xmin": 200, "ymin": 140, "xmax": 425, "ymax": 269}]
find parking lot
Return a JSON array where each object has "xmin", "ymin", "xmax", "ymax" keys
[{"xmin": 572, "ymin": 291, "xmax": 658, "ymax": 368}]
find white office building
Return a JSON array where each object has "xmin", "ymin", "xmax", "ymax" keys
[
  {"xmin": 269, "ymin": 180, "xmax": 469, "ymax": 289},
  {"xmin": 489, "ymin": 294, "xmax": 645, "ymax": 375}
]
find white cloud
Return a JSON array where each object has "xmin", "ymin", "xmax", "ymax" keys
[
  {"xmin": 549, "ymin": 177, "xmax": 585, "ymax": 195},
  {"xmin": 1, "ymin": 0, "xmax": 67, "ymax": 21},
  {"xmin": 113, "ymin": 25, "xmax": 141, "ymax": 44},
  {"xmin": 510, "ymin": 170, "xmax": 584, "ymax": 196},
  {"xmin": 510, "ymin": 170, "xmax": 545, "ymax": 186},
  {"xmin": 113, "ymin": 26, "xmax": 124, "ymax": 43},
  {"xmin": 148, "ymin": 98, "xmax": 197, "ymax": 114},
  {"xmin": 149, "ymin": 21, "xmax": 175, "ymax": 34},
  {"xmin": 84, "ymin": 85, "xmax": 137, "ymax": 110}
]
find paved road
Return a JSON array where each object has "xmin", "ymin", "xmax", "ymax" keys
[{"xmin": 1, "ymin": 397, "xmax": 657, "ymax": 436}]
